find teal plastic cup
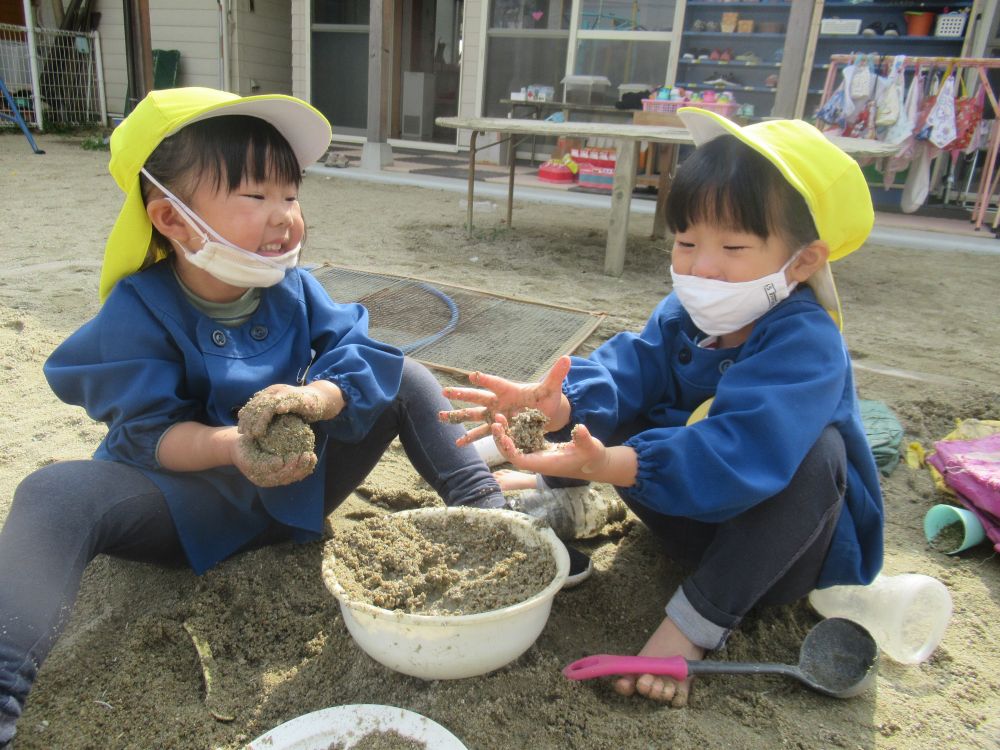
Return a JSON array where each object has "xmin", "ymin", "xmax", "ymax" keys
[{"xmin": 924, "ymin": 504, "xmax": 987, "ymax": 554}]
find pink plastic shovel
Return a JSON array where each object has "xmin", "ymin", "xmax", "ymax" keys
[{"xmin": 562, "ymin": 618, "xmax": 878, "ymax": 699}]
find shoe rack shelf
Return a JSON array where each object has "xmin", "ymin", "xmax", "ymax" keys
[
  {"xmin": 799, "ymin": 0, "xmax": 977, "ymax": 118},
  {"xmin": 675, "ymin": 1, "xmax": 795, "ymax": 120}
]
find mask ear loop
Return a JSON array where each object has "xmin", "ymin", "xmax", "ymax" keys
[{"xmin": 140, "ymin": 168, "xmax": 224, "ymax": 247}]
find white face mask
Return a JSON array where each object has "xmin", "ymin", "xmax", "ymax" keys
[
  {"xmin": 141, "ymin": 168, "xmax": 300, "ymax": 288},
  {"xmin": 670, "ymin": 252, "xmax": 800, "ymax": 336}
]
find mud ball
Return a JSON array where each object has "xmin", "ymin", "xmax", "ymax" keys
[
  {"xmin": 254, "ymin": 413, "xmax": 316, "ymax": 459},
  {"xmin": 508, "ymin": 408, "xmax": 547, "ymax": 453}
]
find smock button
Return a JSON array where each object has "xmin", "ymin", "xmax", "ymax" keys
[
  {"xmin": 211, "ymin": 330, "xmax": 227, "ymax": 347},
  {"xmin": 719, "ymin": 359, "xmax": 733, "ymax": 374},
  {"xmin": 678, "ymin": 347, "xmax": 692, "ymax": 364},
  {"xmin": 250, "ymin": 325, "xmax": 268, "ymax": 340}
]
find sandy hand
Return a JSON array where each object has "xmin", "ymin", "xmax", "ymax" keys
[
  {"xmin": 235, "ymin": 416, "xmax": 317, "ymax": 487},
  {"xmin": 491, "ymin": 418, "xmax": 608, "ymax": 480},
  {"xmin": 439, "ymin": 356, "xmax": 572, "ymax": 446},
  {"xmin": 237, "ymin": 384, "xmax": 332, "ymax": 439}
]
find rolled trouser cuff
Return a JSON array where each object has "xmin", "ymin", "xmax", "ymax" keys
[{"xmin": 665, "ymin": 585, "xmax": 731, "ymax": 651}]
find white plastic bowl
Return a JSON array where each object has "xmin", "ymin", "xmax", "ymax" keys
[{"xmin": 323, "ymin": 506, "xmax": 569, "ymax": 680}]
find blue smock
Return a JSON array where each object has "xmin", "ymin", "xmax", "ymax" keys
[
  {"xmin": 563, "ymin": 286, "xmax": 883, "ymax": 588},
  {"xmin": 44, "ymin": 262, "xmax": 403, "ymax": 574}
]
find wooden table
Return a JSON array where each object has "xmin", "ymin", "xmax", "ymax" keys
[
  {"xmin": 436, "ymin": 116, "xmax": 693, "ymax": 276},
  {"xmin": 436, "ymin": 115, "xmax": 900, "ymax": 277},
  {"xmin": 497, "ymin": 100, "xmax": 636, "ymax": 164}
]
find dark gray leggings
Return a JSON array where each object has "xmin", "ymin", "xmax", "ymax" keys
[
  {"xmin": 547, "ymin": 425, "xmax": 847, "ymax": 631},
  {"xmin": 0, "ymin": 358, "xmax": 499, "ymax": 743}
]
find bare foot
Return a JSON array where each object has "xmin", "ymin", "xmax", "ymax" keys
[
  {"xmin": 494, "ymin": 469, "xmax": 537, "ymax": 491},
  {"xmin": 613, "ymin": 616, "xmax": 705, "ymax": 707}
]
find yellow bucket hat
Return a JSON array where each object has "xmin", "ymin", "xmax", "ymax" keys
[
  {"xmin": 676, "ymin": 108, "xmax": 874, "ymax": 329},
  {"xmin": 100, "ymin": 87, "xmax": 332, "ymax": 302}
]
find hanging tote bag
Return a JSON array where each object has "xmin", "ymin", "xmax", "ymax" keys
[
  {"xmin": 950, "ymin": 77, "xmax": 985, "ymax": 152},
  {"xmin": 875, "ymin": 55, "xmax": 906, "ymax": 128},
  {"xmin": 884, "ymin": 65, "xmax": 921, "ymax": 148},
  {"xmin": 882, "ymin": 68, "xmax": 925, "ymax": 187},
  {"xmin": 816, "ymin": 59, "xmax": 855, "ymax": 129},
  {"xmin": 925, "ymin": 75, "xmax": 958, "ymax": 149},
  {"xmin": 901, "ymin": 142, "xmax": 934, "ymax": 213}
]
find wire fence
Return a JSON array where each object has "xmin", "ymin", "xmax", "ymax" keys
[{"xmin": 0, "ymin": 22, "xmax": 106, "ymax": 130}]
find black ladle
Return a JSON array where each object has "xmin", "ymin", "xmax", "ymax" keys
[{"xmin": 563, "ymin": 617, "xmax": 879, "ymax": 699}]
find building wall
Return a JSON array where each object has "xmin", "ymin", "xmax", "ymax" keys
[
  {"xmin": 93, "ymin": 0, "xmax": 128, "ymax": 115},
  {"xmin": 94, "ymin": 0, "xmax": 291, "ymax": 116},
  {"xmin": 95, "ymin": 0, "xmax": 225, "ymax": 116},
  {"xmin": 289, "ymin": 0, "xmax": 480, "ymax": 147},
  {"xmin": 230, "ymin": 0, "xmax": 292, "ymax": 95},
  {"xmin": 291, "ymin": 0, "xmax": 308, "ymax": 99},
  {"xmin": 457, "ymin": 0, "xmax": 483, "ymax": 148}
]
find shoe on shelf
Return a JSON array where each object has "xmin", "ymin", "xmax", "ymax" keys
[
  {"xmin": 719, "ymin": 48, "xmax": 733, "ymax": 62},
  {"xmin": 681, "ymin": 52, "xmax": 696, "ymax": 62},
  {"xmin": 862, "ymin": 21, "xmax": 883, "ymax": 36},
  {"xmin": 709, "ymin": 48, "xmax": 721, "ymax": 61},
  {"xmin": 705, "ymin": 20, "xmax": 719, "ymax": 32},
  {"xmin": 884, "ymin": 22, "xmax": 900, "ymax": 36},
  {"xmin": 692, "ymin": 18, "xmax": 707, "ymax": 31},
  {"xmin": 734, "ymin": 51, "xmax": 761, "ymax": 64},
  {"xmin": 562, "ymin": 544, "xmax": 593, "ymax": 589},
  {"xmin": 764, "ymin": 73, "xmax": 779, "ymax": 88},
  {"xmin": 504, "ymin": 482, "xmax": 628, "ymax": 541},
  {"xmin": 705, "ymin": 73, "xmax": 741, "ymax": 87}
]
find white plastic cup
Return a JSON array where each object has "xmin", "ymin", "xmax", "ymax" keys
[
  {"xmin": 923, "ymin": 503, "xmax": 987, "ymax": 554},
  {"xmin": 808, "ymin": 573, "xmax": 952, "ymax": 664},
  {"xmin": 472, "ymin": 435, "xmax": 506, "ymax": 468}
]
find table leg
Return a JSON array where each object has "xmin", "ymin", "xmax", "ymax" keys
[
  {"xmin": 605, "ymin": 140, "xmax": 638, "ymax": 276},
  {"xmin": 651, "ymin": 143, "xmax": 676, "ymax": 241},
  {"xmin": 507, "ymin": 144, "xmax": 516, "ymax": 227},
  {"xmin": 466, "ymin": 130, "xmax": 478, "ymax": 233}
]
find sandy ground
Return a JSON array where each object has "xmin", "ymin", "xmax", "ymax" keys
[{"xmin": 1, "ymin": 131, "xmax": 1000, "ymax": 750}]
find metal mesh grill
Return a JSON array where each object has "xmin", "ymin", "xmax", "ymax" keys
[
  {"xmin": 0, "ymin": 23, "xmax": 105, "ymax": 128},
  {"xmin": 311, "ymin": 265, "xmax": 604, "ymax": 382}
]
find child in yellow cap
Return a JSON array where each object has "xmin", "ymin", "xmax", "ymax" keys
[
  {"xmin": 0, "ymin": 87, "xmax": 509, "ymax": 746},
  {"xmin": 442, "ymin": 108, "xmax": 884, "ymax": 706}
]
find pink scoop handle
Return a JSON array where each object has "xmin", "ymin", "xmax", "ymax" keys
[{"xmin": 562, "ymin": 654, "xmax": 690, "ymax": 681}]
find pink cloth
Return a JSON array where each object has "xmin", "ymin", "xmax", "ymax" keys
[{"xmin": 926, "ymin": 433, "xmax": 1000, "ymax": 553}]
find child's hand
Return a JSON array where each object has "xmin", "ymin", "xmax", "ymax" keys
[
  {"xmin": 439, "ymin": 356, "xmax": 572, "ymax": 446},
  {"xmin": 237, "ymin": 381, "xmax": 343, "ymax": 439},
  {"xmin": 232, "ymin": 433, "xmax": 317, "ymax": 487},
  {"xmin": 490, "ymin": 415, "xmax": 610, "ymax": 480}
]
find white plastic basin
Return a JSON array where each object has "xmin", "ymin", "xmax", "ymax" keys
[{"xmin": 323, "ymin": 507, "xmax": 569, "ymax": 680}]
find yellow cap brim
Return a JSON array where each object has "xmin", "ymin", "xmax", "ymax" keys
[{"xmin": 676, "ymin": 107, "xmax": 873, "ymax": 262}]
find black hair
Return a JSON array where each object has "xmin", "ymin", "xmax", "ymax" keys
[
  {"xmin": 140, "ymin": 115, "xmax": 302, "ymax": 260},
  {"xmin": 665, "ymin": 134, "xmax": 819, "ymax": 250}
]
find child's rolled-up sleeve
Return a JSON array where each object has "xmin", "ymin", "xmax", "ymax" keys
[
  {"xmin": 302, "ymin": 274, "xmax": 403, "ymax": 442},
  {"xmin": 563, "ymin": 296, "xmax": 682, "ymax": 440}
]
